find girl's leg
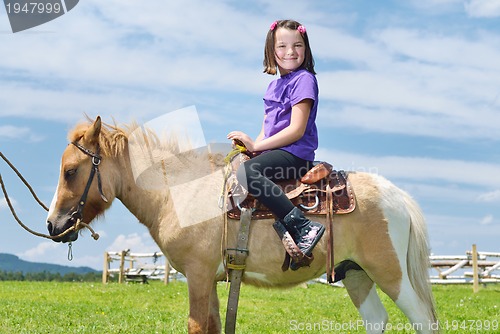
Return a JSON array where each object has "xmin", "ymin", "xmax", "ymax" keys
[
  {"xmin": 236, "ymin": 150, "xmax": 324, "ymax": 258},
  {"xmin": 236, "ymin": 149, "xmax": 309, "ymax": 218}
]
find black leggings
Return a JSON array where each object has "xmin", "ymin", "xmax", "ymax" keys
[{"xmin": 237, "ymin": 149, "xmax": 312, "ymax": 219}]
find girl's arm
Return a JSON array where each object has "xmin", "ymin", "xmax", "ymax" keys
[
  {"xmin": 254, "ymin": 115, "xmax": 267, "ymax": 143},
  {"xmin": 227, "ymin": 99, "xmax": 312, "ymax": 152},
  {"xmin": 254, "ymin": 99, "xmax": 312, "ymax": 151}
]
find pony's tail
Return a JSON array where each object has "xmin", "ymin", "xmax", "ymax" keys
[{"xmin": 404, "ymin": 194, "xmax": 439, "ymax": 331}]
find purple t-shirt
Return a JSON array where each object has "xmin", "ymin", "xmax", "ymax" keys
[{"xmin": 263, "ymin": 69, "xmax": 319, "ymax": 161}]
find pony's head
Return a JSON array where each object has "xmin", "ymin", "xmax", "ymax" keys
[{"xmin": 46, "ymin": 116, "xmax": 116, "ymax": 242}]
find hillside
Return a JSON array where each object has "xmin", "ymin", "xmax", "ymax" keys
[{"xmin": 0, "ymin": 253, "xmax": 98, "ymax": 274}]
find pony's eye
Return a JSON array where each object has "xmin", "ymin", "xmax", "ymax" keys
[{"xmin": 64, "ymin": 168, "xmax": 77, "ymax": 180}]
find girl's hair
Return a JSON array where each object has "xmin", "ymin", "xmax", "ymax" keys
[{"xmin": 263, "ymin": 19, "xmax": 316, "ymax": 75}]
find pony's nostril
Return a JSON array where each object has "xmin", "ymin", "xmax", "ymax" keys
[{"xmin": 46, "ymin": 221, "xmax": 54, "ymax": 235}]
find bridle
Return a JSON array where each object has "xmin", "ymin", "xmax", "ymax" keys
[
  {"xmin": 0, "ymin": 142, "xmax": 103, "ymax": 259},
  {"xmin": 70, "ymin": 141, "xmax": 109, "ymax": 226}
]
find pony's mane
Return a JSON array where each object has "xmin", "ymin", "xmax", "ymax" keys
[
  {"xmin": 67, "ymin": 117, "xmax": 200, "ymax": 159},
  {"xmin": 68, "ymin": 118, "xmax": 129, "ymax": 157}
]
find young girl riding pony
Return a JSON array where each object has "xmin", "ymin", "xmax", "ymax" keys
[{"xmin": 227, "ymin": 19, "xmax": 324, "ymax": 266}]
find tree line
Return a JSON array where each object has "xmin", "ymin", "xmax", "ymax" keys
[{"xmin": 0, "ymin": 270, "xmax": 102, "ymax": 282}]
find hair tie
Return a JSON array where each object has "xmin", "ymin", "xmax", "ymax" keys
[
  {"xmin": 297, "ymin": 25, "xmax": 306, "ymax": 34},
  {"xmin": 270, "ymin": 21, "xmax": 278, "ymax": 31}
]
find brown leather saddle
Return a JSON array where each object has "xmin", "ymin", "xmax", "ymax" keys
[
  {"xmin": 223, "ymin": 151, "xmax": 357, "ymax": 277},
  {"xmin": 225, "ymin": 152, "xmax": 356, "ymax": 220}
]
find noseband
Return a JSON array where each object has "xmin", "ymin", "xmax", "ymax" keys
[{"xmin": 70, "ymin": 141, "xmax": 109, "ymax": 225}]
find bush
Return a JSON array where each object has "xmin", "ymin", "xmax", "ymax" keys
[{"xmin": 0, "ymin": 270, "xmax": 101, "ymax": 282}]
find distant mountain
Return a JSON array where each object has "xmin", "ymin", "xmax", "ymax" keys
[{"xmin": 0, "ymin": 253, "xmax": 98, "ymax": 274}]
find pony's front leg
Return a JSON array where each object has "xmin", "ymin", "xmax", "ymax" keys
[
  {"xmin": 186, "ymin": 271, "xmax": 220, "ymax": 334},
  {"xmin": 208, "ymin": 282, "xmax": 221, "ymax": 333}
]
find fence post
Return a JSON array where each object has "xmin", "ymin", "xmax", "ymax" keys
[
  {"xmin": 164, "ymin": 259, "xmax": 170, "ymax": 285},
  {"xmin": 102, "ymin": 251, "xmax": 109, "ymax": 284},
  {"xmin": 472, "ymin": 244, "xmax": 479, "ymax": 293},
  {"xmin": 118, "ymin": 250, "xmax": 127, "ymax": 284}
]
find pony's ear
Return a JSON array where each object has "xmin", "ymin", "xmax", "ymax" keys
[{"xmin": 83, "ymin": 116, "xmax": 102, "ymax": 144}]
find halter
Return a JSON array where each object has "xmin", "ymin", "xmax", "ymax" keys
[{"xmin": 70, "ymin": 141, "xmax": 109, "ymax": 225}]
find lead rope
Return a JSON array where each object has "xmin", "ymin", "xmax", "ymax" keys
[
  {"xmin": 0, "ymin": 151, "xmax": 99, "ymax": 260},
  {"xmin": 68, "ymin": 242, "xmax": 73, "ymax": 261},
  {"xmin": 0, "ymin": 152, "xmax": 48, "ymax": 211}
]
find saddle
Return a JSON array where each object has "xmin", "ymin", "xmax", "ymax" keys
[
  {"xmin": 225, "ymin": 153, "xmax": 356, "ymax": 220},
  {"xmin": 223, "ymin": 151, "xmax": 356, "ymax": 277}
]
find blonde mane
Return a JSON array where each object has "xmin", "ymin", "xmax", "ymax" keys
[{"xmin": 67, "ymin": 118, "xmax": 184, "ymax": 158}]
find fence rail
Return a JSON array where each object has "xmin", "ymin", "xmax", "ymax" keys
[
  {"xmin": 429, "ymin": 245, "xmax": 500, "ymax": 290},
  {"xmin": 106, "ymin": 245, "xmax": 499, "ymax": 291},
  {"xmin": 103, "ymin": 249, "xmax": 180, "ymax": 284}
]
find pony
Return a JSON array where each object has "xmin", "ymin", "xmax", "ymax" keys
[{"xmin": 46, "ymin": 116, "xmax": 438, "ymax": 334}]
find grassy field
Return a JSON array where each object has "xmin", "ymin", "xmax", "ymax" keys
[{"xmin": 0, "ymin": 280, "xmax": 498, "ymax": 333}]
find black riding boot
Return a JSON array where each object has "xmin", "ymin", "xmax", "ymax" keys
[{"xmin": 282, "ymin": 207, "xmax": 325, "ymax": 256}]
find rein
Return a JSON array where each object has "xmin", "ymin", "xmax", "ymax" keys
[{"xmin": 0, "ymin": 148, "xmax": 101, "ymax": 245}]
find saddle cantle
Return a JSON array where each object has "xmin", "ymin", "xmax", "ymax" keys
[{"xmin": 224, "ymin": 153, "xmax": 356, "ymax": 220}]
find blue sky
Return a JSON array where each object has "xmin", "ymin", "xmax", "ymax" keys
[{"xmin": 0, "ymin": 0, "xmax": 499, "ymax": 270}]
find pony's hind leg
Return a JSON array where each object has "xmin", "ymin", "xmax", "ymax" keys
[
  {"xmin": 377, "ymin": 192, "xmax": 438, "ymax": 333},
  {"xmin": 343, "ymin": 269, "xmax": 388, "ymax": 334},
  {"xmin": 391, "ymin": 273, "xmax": 437, "ymax": 334}
]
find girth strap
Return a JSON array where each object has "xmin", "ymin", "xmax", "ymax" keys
[
  {"xmin": 326, "ymin": 183, "xmax": 335, "ymax": 283},
  {"xmin": 225, "ymin": 208, "xmax": 252, "ymax": 334}
]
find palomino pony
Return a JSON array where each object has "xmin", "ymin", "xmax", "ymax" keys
[{"xmin": 46, "ymin": 117, "xmax": 438, "ymax": 334}]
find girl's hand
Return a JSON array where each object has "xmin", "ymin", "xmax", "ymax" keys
[{"xmin": 227, "ymin": 131, "xmax": 256, "ymax": 152}]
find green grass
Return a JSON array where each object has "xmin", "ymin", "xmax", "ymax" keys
[{"xmin": 0, "ymin": 281, "xmax": 498, "ymax": 333}]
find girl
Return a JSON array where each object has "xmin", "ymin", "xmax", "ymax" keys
[{"xmin": 227, "ymin": 19, "xmax": 324, "ymax": 264}]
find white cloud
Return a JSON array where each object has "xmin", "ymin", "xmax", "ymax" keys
[
  {"xmin": 316, "ymin": 148, "xmax": 500, "ymax": 188},
  {"xmin": 17, "ymin": 241, "xmax": 103, "ymax": 269},
  {"xmin": 478, "ymin": 190, "xmax": 500, "ymax": 202},
  {"xmin": 17, "ymin": 241, "xmax": 61, "ymax": 260},
  {"xmin": 1, "ymin": 2, "xmax": 499, "ymax": 144},
  {"xmin": 316, "ymin": 26, "xmax": 500, "ymax": 140},
  {"xmin": 426, "ymin": 213, "xmax": 499, "ymax": 254},
  {"xmin": 0, "ymin": 196, "xmax": 18, "ymax": 212},
  {"xmin": 399, "ymin": 182, "xmax": 480, "ymax": 203},
  {"xmin": 0, "ymin": 1, "xmax": 270, "ymax": 124},
  {"xmin": 407, "ymin": 0, "xmax": 463, "ymax": 10},
  {"xmin": 318, "ymin": 103, "xmax": 500, "ymax": 141},
  {"xmin": 0, "ymin": 1, "xmax": 266, "ymax": 93},
  {"xmin": 106, "ymin": 232, "xmax": 158, "ymax": 253},
  {"xmin": 480, "ymin": 214, "xmax": 494, "ymax": 225},
  {"xmin": 375, "ymin": 28, "xmax": 500, "ymax": 71},
  {"xmin": 0, "ymin": 126, "xmax": 29, "ymax": 140},
  {"xmin": 0, "ymin": 126, "xmax": 43, "ymax": 142},
  {"xmin": 465, "ymin": 0, "xmax": 500, "ymax": 17},
  {"xmin": 311, "ymin": 26, "xmax": 390, "ymax": 65}
]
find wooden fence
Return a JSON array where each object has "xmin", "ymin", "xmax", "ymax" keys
[
  {"xmin": 430, "ymin": 245, "xmax": 500, "ymax": 292},
  {"xmin": 105, "ymin": 245, "xmax": 499, "ymax": 291},
  {"xmin": 102, "ymin": 249, "xmax": 180, "ymax": 284}
]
